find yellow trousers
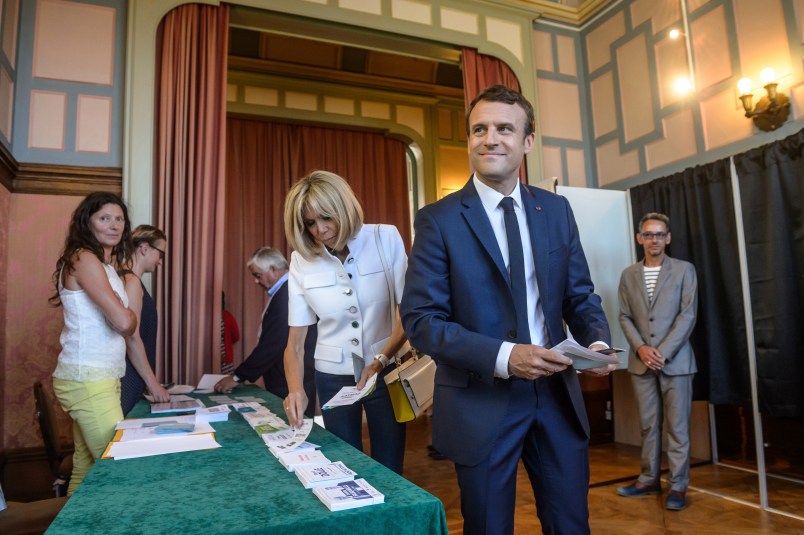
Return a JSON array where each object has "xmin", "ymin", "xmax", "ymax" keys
[{"xmin": 53, "ymin": 378, "xmax": 122, "ymax": 495}]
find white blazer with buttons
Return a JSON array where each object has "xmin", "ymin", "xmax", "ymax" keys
[{"xmin": 287, "ymin": 223, "xmax": 407, "ymax": 376}]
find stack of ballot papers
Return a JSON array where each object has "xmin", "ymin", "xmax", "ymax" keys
[
  {"xmin": 262, "ymin": 419, "xmax": 313, "ymax": 451},
  {"xmin": 312, "ymin": 479, "xmax": 385, "ymax": 511},
  {"xmin": 150, "ymin": 395, "xmax": 205, "ymax": 414},
  {"xmin": 195, "ymin": 405, "xmax": 231, "ymax": 422},
  {"xmin": 231, "ymin": 401, "xmax": 385, "ymax": 513},
  {"xmin": 278, "ymin": 449, "xmax": 330, "ymax": 472},
  {"xmin": 295, "ymin": 461, "xmax": 356, "ymax": 489},
  {"xmin": 267, "ymin": 440, "xmax": 319, "ymax": 457},
  {"xmin": 103, "ymin": 415, "xmax": 220, "ymax": 460},
  {"xmin": 551, "ymin": 339, "xmax": 623, "ymax": 370},
  {"xmin": 241, "ymin": 411, "xmax": 290, "ymax": 435}
]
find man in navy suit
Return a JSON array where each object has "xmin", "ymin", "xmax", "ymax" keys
[
  {"xmin": 215, "ymin": 247, "xmax": 316, "ymax": 417},
  {"xmin": 401, "ymin": 85, "xmax": 614, "ymax": 535}
]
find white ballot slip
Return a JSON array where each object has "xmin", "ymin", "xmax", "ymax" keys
[
  {"xmin": 551, "ymin": 339, "xmax": 622, "ymax": 370},
  {"xmin": 195, "ymin": 405, "xmax": 231, "ymax": 423},
  {"xmin": 266, "ymin": 418, "xmax": 313, "ymax": 453},
  {"xmin": 195, "ymin": 374, "xmax": 229, "ymax": 393},
  {"xmin": 321, "ymin": 373, "xmax": 377, "ymax": 410},
  {"xmin": 115, "ymin": 415, "xmax": 197, "ymax": 430},
  {"xmin": 295, "ymin": 461, "xmax": 357, "ymax": 489},
  {"xmin": 167, "ymin": 384, "xmax": 195, "ymax": 395},
  {"xmin": 278, "ymin": 449, "xmax": 330, "ymax": 472},
  {"xmin": 312, "ymin": 478, "xmax": 384, "ymax": 511},
  {"xmin": 268, "ymin": 440, "xmax": 319, "ymax": 457},
  {"xmin": 114, "ymin": 421, "xmax": 215, "ymax": 442},
  {"xmin": 150, "ymin": 398, "xmax": 205, "ymax": 414},
  {"xmin": 103, "ymin": 433, "xmax": 221, "ymax": 460}
]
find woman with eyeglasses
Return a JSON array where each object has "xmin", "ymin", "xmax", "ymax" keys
[{"xmin": 119, "ymin": 225, "xmax": 171, "ymax": 415}]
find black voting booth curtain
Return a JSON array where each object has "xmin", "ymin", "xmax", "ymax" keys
[
  {"xmin": 734, "ymin": 129, "xmax": 804, "ymax": 419},
  {"xmin": 629, "ymin": 159, "xmax": 751, "ymax": 407}
]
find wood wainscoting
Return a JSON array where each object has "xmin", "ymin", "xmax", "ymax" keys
[{"xmin": 0, "ymin": 143, "xmax": 121, "ymax": 196}]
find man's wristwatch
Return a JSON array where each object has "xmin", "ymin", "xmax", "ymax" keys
[
  {"xmin": 232, "ymin": 374, "xmax": 244, "ymax": 384},
  {"xmin": 374, "ymin": 353, "xmax": 390, "ymax": 368}
]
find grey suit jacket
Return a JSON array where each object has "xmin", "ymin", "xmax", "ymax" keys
[{"xmin": 618, "ymin": 255, "xmax": 698, "ymax": 376}]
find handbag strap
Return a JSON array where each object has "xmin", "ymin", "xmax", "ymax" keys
[{"xmin": 374, "ymin": 224, "xmax": 395, "ymax": 329}]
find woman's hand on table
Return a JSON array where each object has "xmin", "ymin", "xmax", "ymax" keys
[
  {"xmin": 148, "ymin": 383, "xmax": 171, "ymax": 403},
  {"xmin": 284, "ymin": 390, "xmax": 308, "ymax": 429}
]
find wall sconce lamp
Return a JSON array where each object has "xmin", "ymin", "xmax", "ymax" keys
[{"xmin": 737, "ymin": 68, "xmax": 790, "ymax": 132}]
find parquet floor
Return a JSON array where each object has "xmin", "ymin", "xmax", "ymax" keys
[{"xmin": 396, "ymin": 415, "xmax": 804, "ymax": 534}]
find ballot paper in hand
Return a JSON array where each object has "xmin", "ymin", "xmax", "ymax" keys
[
  {"xmin": 267, "ymin": 418, "xmax": 314, "ymax": 453},
  {"xmin": 195, "ymin": 374, "xmax": 229, "ymax": 393},
  {"xmin": 322, "ymin": 373, "xmax": 378, "ymax": 410},
  {"xmin": 551, "ymin": 339, "xmax": 622, "ymax": 370}
]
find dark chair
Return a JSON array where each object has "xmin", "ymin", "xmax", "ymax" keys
[
  {"xmin": 0, "ymin": 496, "xmax": 68, "ymax": 535},
  {"xmin": 33, "ymin": 382, "xmax": 71, "ymax": 497}
]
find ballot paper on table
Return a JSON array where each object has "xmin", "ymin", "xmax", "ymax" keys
[
  {"xmin": 234, "ymin": 396, "xmax": 269, "ymax": 404},
  {"xmin": 116, "ymin": 415, "xmax": 197, "ymax": 430},
  {"xmin": 278, "ymin": 449, "xmax": 330, "ymax": 472},
  {"xmin": 265, "ymin": 418, "xmax": 314, "ymax": 452},
  {"xmin": 295, "ymin": 461, "xmax": 357, "ymax": 489},
  {"xmin": 195, "ymin": 405, "xmax": 231, "ymax": 423},
  {"xmin": 231, "ymin": 401, "xmax": 268, "ymax": 414},
  {"xmin": 551, "ymin": 339, "xmax": 622, "ymax": 370},
  {"xmin": 150, "ymin": 397, "xmax": 205, "ymax": 414},
  {"xmin": 103, "ymin": 433, "xmax": 221, "ymax": 460},
  {"xmin": 112, "ymin": 420, "xmax": 216, "ymax": 442},
  {"xmin": 167, "ymin": 384, "xmax": 195, "ymax": 395},
  {"xmin": 312, "ymin": 478, "xmax": 384, "ymax": 511},
  {"xmin": 267, "ymin": 440, "xmax": 320, "ymax": 458},
  {"xmin": 194, "ymin": 374, "xmax": 229, "ymax": 393},
  {"xmin": 144, "ymin": 391, "xmax": 196, "ymax": 402},
  {"xmin": 321, "ymin": 373, "xmax": 378, "ymax": 410}
]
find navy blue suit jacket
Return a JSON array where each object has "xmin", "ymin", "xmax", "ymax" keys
[
  {"xmin": 400, "ymin": 179, "xmax": 611, "ymax": 466},
  {"xmin": 236, "ymin": 282, "xmax": 317, "ymax": 414}
]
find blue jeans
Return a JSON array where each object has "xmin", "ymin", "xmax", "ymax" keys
[{"xmin": 315, "ymin": 367, "xmax": 406, "ymax": 474}]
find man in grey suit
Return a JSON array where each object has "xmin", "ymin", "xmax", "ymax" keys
[{"xmin": 616, "ymin": 212, "xmax": 698, "ymax": 511}]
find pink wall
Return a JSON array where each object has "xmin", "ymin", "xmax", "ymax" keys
[
  {"xmin": 0, "ymin": 185, "xmax": 9, "ymax": 449},
  {"xmin": 3, "ymin": 194, "xmax": 79, "ymax": 449}
]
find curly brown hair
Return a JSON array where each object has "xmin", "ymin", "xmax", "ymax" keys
[{"xmin": 49, "ymin": 192, "xmax": 133, "ymax": 306}]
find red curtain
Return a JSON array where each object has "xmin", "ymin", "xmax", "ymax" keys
[
  {"xmin": 154, "ymin": 3, "xmax": 229, "ymax": 384},
  {"xmin": 224, "ymin": 118, "xmax": 410, "ymax": 359},
  {"xmin": 462, "ymin": 48, "xmax": 521, "ymax": 105},
  {"xmin": 461, "ymin": 47, "xmax": 526, "ymax": 182}
]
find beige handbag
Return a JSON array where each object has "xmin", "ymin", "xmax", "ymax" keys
[
  {"xmin": 384, "ymin": 352, "xmax": 436, "ymax": 422},
  {"xmin": 374, "ymin": 225, "xmax": 436, "ymax": 422}
]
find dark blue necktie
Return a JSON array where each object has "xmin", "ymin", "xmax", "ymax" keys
[{"xmin": 500, "ymin": 197, "xmax": 530, "ymax": 344}]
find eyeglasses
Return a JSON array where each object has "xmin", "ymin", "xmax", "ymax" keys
[
  {"xmin": 640, "ymin": 232, "xmax": 668, "ymax": 241},
  {"xmin": 249, "ymin": 270, "xmax": 262, "ymax": 279},
  {"xmin": 151, "ymin": 245, "xmax": 166, "ymax": 260}
]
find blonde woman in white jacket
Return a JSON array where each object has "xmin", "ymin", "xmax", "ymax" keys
[{"xmin": 283, "ymin": 171, "xmax": 408, "ymax": 474}]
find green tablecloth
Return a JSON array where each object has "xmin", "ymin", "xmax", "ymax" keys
[{"xmin": 46, "ymin": 387, "xmax": 448, "ymax": 535}]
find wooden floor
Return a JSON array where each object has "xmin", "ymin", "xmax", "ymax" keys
[{"xmin": 396, "ymin": 415, "xmax": 804, "ymax": 534}]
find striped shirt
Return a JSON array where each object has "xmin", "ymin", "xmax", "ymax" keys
[{"xmin": 643, "ymin": 265, "xmax": 661, "ymax": 302}]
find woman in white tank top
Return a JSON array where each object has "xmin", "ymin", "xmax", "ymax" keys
[{"xmin": 49, "ymin": 192, "xmax": 168, "ymax": 495}]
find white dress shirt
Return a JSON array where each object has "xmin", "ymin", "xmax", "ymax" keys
[{"xmin": 472, "ymin": 176, "xmax": 549, "ymax": 379}]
